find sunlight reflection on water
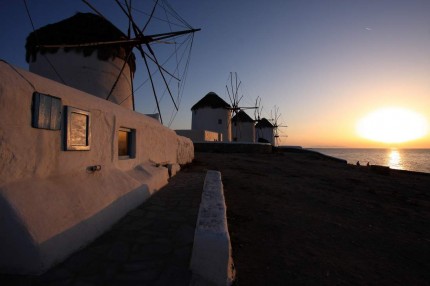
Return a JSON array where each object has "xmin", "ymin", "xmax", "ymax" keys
[
  {"xmin": 310, "ymin": 148, "xmax": 430, "ymax": 173},
  {"xmin": 387, "ymin": 149, "xmax": 402, "ymax": 170}
]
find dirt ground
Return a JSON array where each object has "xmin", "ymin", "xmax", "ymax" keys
[{"xmin": 190, "ymin": 151, "xmax": 430, "ymax": 286}]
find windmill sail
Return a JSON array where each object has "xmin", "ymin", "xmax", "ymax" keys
[
  {"xmin": 271, "ymin": 106, "xmax": 288, "ymax": 146},
  {"xmin": 25, "ymin": 1, "xmax": 200, "ymax": 126},
  {"xmin": 225, "ymin": 72, "xmax": 257, "ymax": 142}
]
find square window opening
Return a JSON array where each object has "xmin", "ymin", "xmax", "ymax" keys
[
  {"xmin": 118, "ymin": 127, "xmax": 136, "ymax": 159},
  {"xmin": 65, "ymin": 106, "xmax": 91, "ymax": 151},
  {"xmin": 32, "ymin": 92, "xmax": 62, "ymax": 130}
]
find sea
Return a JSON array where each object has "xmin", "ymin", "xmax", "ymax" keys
[{"xmin": 309, "ymin": 148, "xmax": 430, "ymax": 174}]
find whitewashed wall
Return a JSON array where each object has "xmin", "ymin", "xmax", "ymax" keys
[
  {"xmin": 232, "ymin": 121, "xmax": 255, "ymax": 143},
  {"xmin": 0, "ymin": 62, "xmax": 193, "ymax": 274},
  {"xmin": 175, "ymin": 129, "xmax": 220, "ymax": 142},
  {"xmin": 191, "ymin": 107, "xmax": 231, "ymax": 142},
  {"xmin": 256, "ymin": 127, "xmax": 274, "ymax": 145},
  {"xmin": 30, "ymin": 50, "xmax": 134, "ymax": 110}
]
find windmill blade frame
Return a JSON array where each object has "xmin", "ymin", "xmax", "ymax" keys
[
  {"xmin": 79, "ymin": 0, "xmax": 200, "ymax": 125},
  {"xmin": 24, "ymin": 0, "xmax": 199, "ymax": 125}
]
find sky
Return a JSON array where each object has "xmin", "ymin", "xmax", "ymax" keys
[{"xmin": 1, "ymin": 0, "xmax": 430, "ymax": 148}]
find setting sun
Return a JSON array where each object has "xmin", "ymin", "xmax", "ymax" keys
[{"xmin": 356, "ymin": 107, "xmax": 428, "ymax": 143}]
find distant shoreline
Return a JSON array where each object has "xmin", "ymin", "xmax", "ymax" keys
[{"xmin": 308, "ymin": 147, "xmax": 430, "ymax": 174}]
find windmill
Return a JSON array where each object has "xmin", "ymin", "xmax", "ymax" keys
[
  {"xmin": 225, "ymin": 72, "xmax": 256, "ymax": 141},
  {"xmin": 271, "ymin": 106, "xmax": 288, "ymax": 146},
  {"xmin": 25, "ymin": 0, "xmax": 200, "ymax": 126}
]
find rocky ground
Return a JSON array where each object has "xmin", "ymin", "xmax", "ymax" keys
[
  {"xmin": 192, "ymin": 150, "xmax": 430, "ymax": 286},
  {"xmin": 2, "ymin": 150, "xmax": 429, "ymax": 285}
]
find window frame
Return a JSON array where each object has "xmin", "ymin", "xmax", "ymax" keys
[
  {"xmin": 118, "ymin": 127, "xmax": 136, "ymax": 160},
  {"xmin": 65, "ymin": 106, "xmax": 91, "ymax": 151}
]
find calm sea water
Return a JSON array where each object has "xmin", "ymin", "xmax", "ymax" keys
[{"xmin": 310, "ymin": 148, "xmax": 430, "ymax": 174}]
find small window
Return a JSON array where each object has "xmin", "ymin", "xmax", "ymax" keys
[
  {"xmin": 65, "ymin": 106, "xmax": 91, "ymax": 151},
  {"xmin": 32, "ymin": 92, "xmax": 62, "ymax": 130},
  {"xmin": 218, "ymin": 119, "xmax": 222, "ymax": 124},
  {"xmin": 118, "ymin": 127, "xmax": 136, "ymax": 159}
]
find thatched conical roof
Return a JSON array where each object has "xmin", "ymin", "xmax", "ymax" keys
[
  {"xmin": 232, "ymin": 110, "xmax": 254, "ymax": 123},
  {"xmin": 25, "ymin": 12, "xmax": 136, "ymax": 73},
  {"xmin": 255, "ymin": 117, "xmax": 273, "ymax": 128},
  {"xmin": 191, "ymin": 92, "xmax": 231, "ymax": 110}
]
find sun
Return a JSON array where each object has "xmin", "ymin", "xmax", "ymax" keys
[{"xmin": 356, "ymin": 107, "xmax": 428, "ymax": 143}]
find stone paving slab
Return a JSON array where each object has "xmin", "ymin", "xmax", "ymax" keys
[{"xmin": 0, "ymin": 168, "xmax": 205, "ymax": 286}]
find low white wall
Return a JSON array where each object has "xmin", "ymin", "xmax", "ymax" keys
[
  {"xmin": 0, "ymin": 61, "xmax": 194, "ymax": 274},
  {"xmin": 175, "ymin": 129, "xmax": 220, "ymax": 142},
  {"xmin": 190, "ymin": 171, "xmax": 235, "ymax": 286}
]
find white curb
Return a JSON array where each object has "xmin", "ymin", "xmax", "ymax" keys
[{"xmin": 190, "ymin": 170, "xmax": 235, "ymax": 286}]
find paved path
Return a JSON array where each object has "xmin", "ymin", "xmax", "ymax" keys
[{"xmin": 0, "ymin": 167, "xmax": 205, "ymax": 286}]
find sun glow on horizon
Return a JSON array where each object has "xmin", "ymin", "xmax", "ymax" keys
[
  {"xmin": 356, "ymin": 107, "xmax": 428, "ymax": 144},
  {"xmin": 388, "ymin": 149, "xmax": 401, "ymax": 169}
]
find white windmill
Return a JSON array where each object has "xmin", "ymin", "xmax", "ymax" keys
[
  {"xmin": 25, "ymin": 0, "xmax": 200, "ymax": 126},
  {"xmin": 225, "ymin": 72, "xmax": 257, "ymax": 142}
]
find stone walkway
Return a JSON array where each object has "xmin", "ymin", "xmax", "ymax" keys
[{"xmin": 0, "ymin": 167, "xmax": 205, "ymax": 286}]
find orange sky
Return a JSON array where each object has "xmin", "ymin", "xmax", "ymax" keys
[
  {"xmin": 279, "ymin": 76, "xmax": 430, "ymax": 148},
  {"xmin": 2, "ymin": 1, "xmax": 430, "ymax": 148}
]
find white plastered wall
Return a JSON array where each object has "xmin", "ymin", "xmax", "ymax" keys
[
  {"xmin": 232, "ymin": 121, "xmax": 255, "ymax": 142},
  {"xmin": 175, "ymin": 129, "xmax": 220, "ymax": 142},
  {"xmin": 0, "ymin": 62, "xmax": 194, "ymax": 274},
  {"xmin": 191, "ymin": 107, "xmax": 231, "ymax": 142},
  {"xmin": 256, "ymin": 127, "xmax": 274, "ymax": 145},
  {"xmin": 29, "ymin": 50, "xmax": 134, "ymax": 110}
]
